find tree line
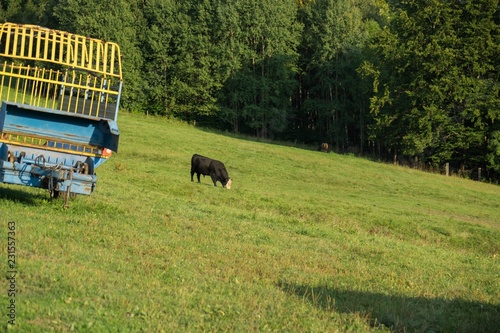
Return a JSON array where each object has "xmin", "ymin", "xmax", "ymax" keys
[{"xmin": 1, "ymin": 0, "xmax": 499, "ymax": 180}]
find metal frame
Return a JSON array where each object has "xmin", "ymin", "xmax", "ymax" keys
[
  {"xmin": 0, "ymin": 23, "xmax": 123, "ymax": 205},
  {"xmin": 0, "ymin": 23, "xmax": 122, "ymax": 121}
]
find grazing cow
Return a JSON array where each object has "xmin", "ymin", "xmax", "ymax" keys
[
  {"xmin": 191, "ymin": 154, "xmax": 232, "ymax": 189},
  {"xmin": 318, "ymin": 143, "xmax": 329, "ymax": 153}
]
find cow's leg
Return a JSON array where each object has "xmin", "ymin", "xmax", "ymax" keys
[
  {"xmin": 191, "ymin": 171, "xmax": 195, "ymax": 182},
  {"xmin": 210, "ymin": 173, "xmax": 217, "ymax": 186},
  {"xmin": 197, "ymin": 173, "xmax": 201, "ymax": 183}
]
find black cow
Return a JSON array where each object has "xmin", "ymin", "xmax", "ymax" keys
[{"xmin": 191, "ymin": 154, "xmax": 232, "ymax": 189}]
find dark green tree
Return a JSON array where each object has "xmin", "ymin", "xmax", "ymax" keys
[
  {"xmin": 214, "ymin": 0, "xmax": 255, "ymax": 133},
  {"xmin": 0, "ymin": 0, "xmax": 57, "ymax": 26},
  {"xmin": 53, "ymin": 0, "xmax": 146, "ymax": 111},
  {"xmin": 218, "ymin": 0, "xmax": 302, "ymax": 138},
  {"xmin": 141, "ymin": 0, "xmax": 182, "ymax": 116},
  {"xmin": 142, "ymin": 0, "xmax": 227, "ymax": 119},
  {"xmin": 367, "ymin": 0, "xmax": 500, "ymax": 174},
  {"xmin": 296, "ymin": 0, "xmax": 384, "ymax": 152}
]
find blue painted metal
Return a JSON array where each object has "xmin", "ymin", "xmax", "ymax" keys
[
  {"xmin": 0, "ymin": 102, "xmax": 119, "ymax": 153},
  {"xmin": 0, "ymin": 23, "xmax": 122, "ymax": 204},
  {"xmin": 0, "ymin": 154, "xmax": 96, "ymax": 195},
  {"xmin": 0, "ymin": 102, "xmax": 119, "ymax": 197}
]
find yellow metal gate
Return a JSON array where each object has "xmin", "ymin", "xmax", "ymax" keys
[{"xmin": 0, "ymin": 23, "xmax": 123, "ymax": 120}]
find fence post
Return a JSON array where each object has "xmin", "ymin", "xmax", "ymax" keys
[
  {"xmin": 445, "ymin": 163, "xmax": 449, "ymax": 176},
  {"xmin": 478, "ymin": 168, "xmax": 481, "ymax": 181}
]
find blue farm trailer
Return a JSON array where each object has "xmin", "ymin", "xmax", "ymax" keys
[{"xmin": 0, "ymin": 23, "xmax": 122, "ymax": 205}]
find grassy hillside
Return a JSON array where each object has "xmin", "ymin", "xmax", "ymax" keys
[{"xmin": 1, "ymin": 112, "xmax": 499, "ymax": 332}]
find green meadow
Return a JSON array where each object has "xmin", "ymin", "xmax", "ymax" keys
[{"xmin": 1, "ymin": 112, "xmax": 499, "ymax": 332}]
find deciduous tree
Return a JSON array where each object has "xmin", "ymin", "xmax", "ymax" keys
[{"xmin": 367, "ymin": 0, "xmax": 500, "ymax": 173}]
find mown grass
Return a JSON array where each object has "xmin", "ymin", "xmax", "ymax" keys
[{"xmin": 1, "ymin": 112, "xmax": 499, "ymax": 332}]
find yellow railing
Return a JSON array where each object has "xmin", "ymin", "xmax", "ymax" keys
[
  {"xmin": 0, "ymin": 23, "xmax": 122, "ymax": 78},
  {"xmin": 0, "ymin": 23, "xmax": 122, "ymax": 120},
  {"xmin": 0, "ymin": 131, "xmax": 107, "ymax": 158}
]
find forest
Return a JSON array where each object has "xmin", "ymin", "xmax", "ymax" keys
[{"xmin": 1, "ymin": 0, "xmax": 499, "ymax": 180}]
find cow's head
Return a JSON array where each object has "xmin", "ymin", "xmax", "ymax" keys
[{"xmin": 224, "ymin": 178, "xmax": 232, "ymax": 190}]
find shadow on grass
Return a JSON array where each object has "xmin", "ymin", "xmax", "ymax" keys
[
  {"xmin": 0, "ymin": 185, "xmax": 45, "ymax": 205},
  {"xmin": 192, "ymin": 181, "xmax": 215, "ymax": 188},
  {"xmin": 279, "ymin": 282, "xmax": 500, "ymax": 332}
]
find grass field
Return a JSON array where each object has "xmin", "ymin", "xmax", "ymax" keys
[{"xmin": 1, "ymin": 112, "xmax": 499, "ymax": 332}]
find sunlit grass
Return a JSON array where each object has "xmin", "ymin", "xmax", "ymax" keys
[{"xmin": 1, "ymin": 112, "xmax": 499, "ymax": 332}]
